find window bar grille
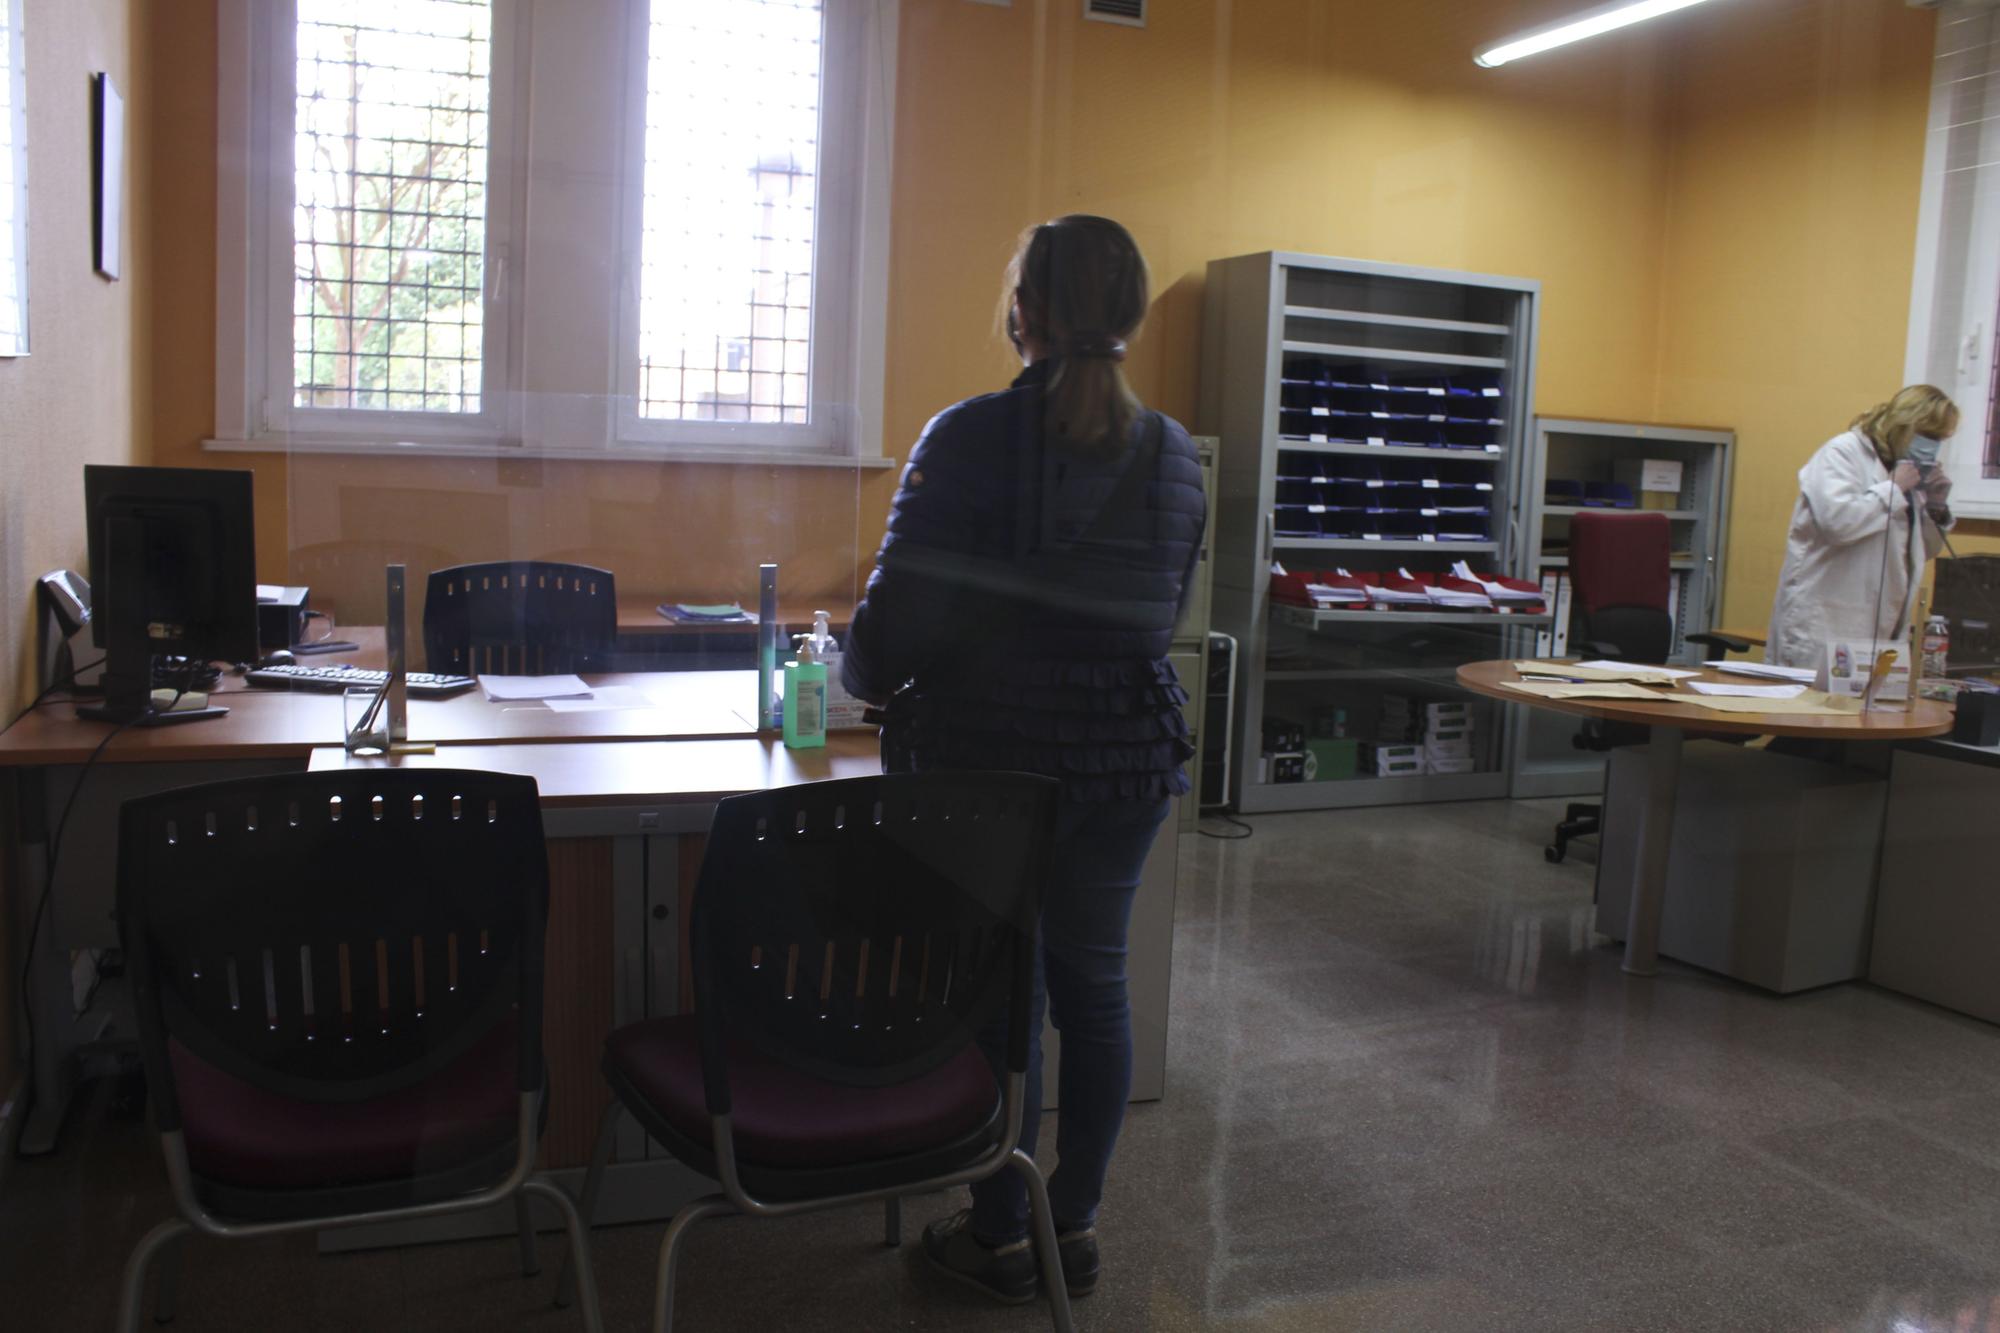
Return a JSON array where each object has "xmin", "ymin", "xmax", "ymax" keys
[
  {"xmin": 293, "ymin": 0, "xmax": 492, "ymax": 414},
  {"xmin": 638, "ymin": 0, "xmax": 822, "ymax": 425}
]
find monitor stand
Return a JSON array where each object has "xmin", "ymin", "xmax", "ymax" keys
[
  {"xmin": 75, "ymin": 700, "xmax": 229, "ymax": 727},
  {"xmin": 77, "ymin": 527, "xmax": 230, "ymax": 725}
]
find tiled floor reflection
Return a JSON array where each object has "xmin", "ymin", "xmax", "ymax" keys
[{"xmin": 4, "ymin": 797, "xmax": 1998, "ymax": 1330}]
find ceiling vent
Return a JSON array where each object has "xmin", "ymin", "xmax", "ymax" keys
[{"xmin": 1085, "ymin": 0, "xmax": 1145, "ymax": 28}]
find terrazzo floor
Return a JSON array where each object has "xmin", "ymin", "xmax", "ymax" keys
[{"xmin": 4, "ymin": 797, "xmax": 1998, "ymax": 1331}]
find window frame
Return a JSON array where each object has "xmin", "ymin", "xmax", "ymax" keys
[
  {"xmin": 213, "ymin": 0, "xmax": 896, "ymax": 465},
  {"xmin": 1905, "ymin": 0, "xmax": 2000, "ymax": 518},
  {"xmin": 0, "ymin": 0, "xmax": 30, "ymax": 359},
  {"xmin": 610, "ymin": 0, "xmax": 867, "ymax": 457}
]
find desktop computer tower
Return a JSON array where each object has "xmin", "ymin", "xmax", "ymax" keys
[{"xmin": 1201, "ymin": 631, "xmax": 1235, "ymax": 810}]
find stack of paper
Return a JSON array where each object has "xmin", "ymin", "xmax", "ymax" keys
[
  {"xmin": 1703, "ymin": 660, "xmax": 1816, "ymax": 684},
  {"xmin": 659, "ymin": 602, "xmax": 754, "ymax": 624},
  {"xmin": 1450, "ymin": 561, "xmax": 1545, "ymax": 606},
  {"xmin": 1365, "ymin": 571, "xmax": 1431, "ymax": 607},
  {"xmin": 1514, "ymin": 661, "xmax": 1681, "ymax": 686},
  {"xmin": 1424, "ymin": 568, "xmax": 1491, "ymax": 610},
  {"xmin": 478, "ymin": 674, "xmax": 593, "ymax": 703},
  {"xmin": 1684, "ymin": 681, "xmax": 1806, "ymax": 699}
]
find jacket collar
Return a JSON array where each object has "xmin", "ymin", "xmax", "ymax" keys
[{"xmin": 1011, "ymin": 359, "xmax": 1054, "ymax": 391}]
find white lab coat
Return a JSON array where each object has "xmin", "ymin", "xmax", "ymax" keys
[{"xmin": 1766, "ymin": 429, "xmax": 1950, "ymax": 670}]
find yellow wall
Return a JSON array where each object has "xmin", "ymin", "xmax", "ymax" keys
[
  {"xmin": 1650, "ymin": 0, "xmax": 1994, "ymax": 629},
  {"xmin": 888, "ymin": 0, "xmax": 1675, "ymax": 456},
  {"xmin": 0, "ymin": 0, "xmax": 142, "ymax": 1105}
]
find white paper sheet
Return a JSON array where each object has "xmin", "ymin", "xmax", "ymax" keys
[
  {"xmin": 1684, "ymin": 680, "xmax": 1806, "ymax": 699},
  {"xmin": 541, "ymin": 685, "xmax": 657, "ymax": 713},
  {"xmin": 478, "ymin": 673, "xmax": 592, "ymax": 702},
  {"xmin": 1703, "ymin": 660, "xmax": 1817, "ymax": 684},
  {"xmin": 1574, "ymin": 659, "xmax": 1700, "ymax": 679}
]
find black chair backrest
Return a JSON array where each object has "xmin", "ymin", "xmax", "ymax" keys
[
  {"xmin": 423, "ymin": 561, "xmax": 617, "ymax": 676},
  {"xmin": 690, "ymin": 773, "xmax": 1058, "ymax": 1102},
  {"xmin": 117, "ymin": 769, "xmax": 548, "ymax": 1131}
]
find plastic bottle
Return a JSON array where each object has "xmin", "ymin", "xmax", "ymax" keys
[
  {"xmin": 1923, "ymin": 615, "xmax": 1950, "ymax": 678},
  {"xmin": 782, "ymin": 632, "xmax": 827, "ymax": 750}
]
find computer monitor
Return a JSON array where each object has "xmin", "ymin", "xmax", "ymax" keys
[{"xmin": 80, "ymin": 464, "xmax": 257, "ymax": 725}]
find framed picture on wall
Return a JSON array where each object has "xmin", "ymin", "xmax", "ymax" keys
[
  {"xmin": 92, "ymin": 71, "xmax": 121, "ymax": 280},
  {"xmin": 0, "ymin": 0, "xmax": 29, "ymax": 356}
]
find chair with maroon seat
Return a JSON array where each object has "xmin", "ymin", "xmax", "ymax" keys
[
  {"xmin": 555, "ymin": 771, "xmax": 1073, "ymax": 1333},
  {"xmin": 112, "ymin": 769, "xmax": 602, "ymax": 1333},
  {"xmin": 1547, "ymin": 511, "xmax": 1751, "ymax": 862}
]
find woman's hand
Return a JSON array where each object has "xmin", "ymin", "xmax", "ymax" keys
[
  {"xmin": 1921, "ymin": 468, "xmax": 1953, "ymax": 505},
  {"xmin": 1892, "ymin": 460, "xmax": 1922, "ymax": 493}
]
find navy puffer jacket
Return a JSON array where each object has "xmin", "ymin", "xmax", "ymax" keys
[{"xmin": 842, "ymin": 360, "xmax": 1207, "ymax": 801}]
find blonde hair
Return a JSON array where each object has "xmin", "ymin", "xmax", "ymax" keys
[
  {"xmin": 1851, "ymin": 385, "xmax": 1959, "ymax": 467},
  {"xmin": 999, "ymin": 215, "xmax": 1150, "ymax": 454}
]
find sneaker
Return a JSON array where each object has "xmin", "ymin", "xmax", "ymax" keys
[
  {"xmin": 921, "ymin": 1210, "xmax": 1038, "ymax": 1305},
  {"xmin": 1057, "ymin": 1224, "xmax": 1099, "ymax": 1297}
]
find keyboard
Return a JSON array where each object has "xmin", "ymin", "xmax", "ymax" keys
[{"xmin": 245, "ymin": 663, "xmax": 478, "ymax": 698}]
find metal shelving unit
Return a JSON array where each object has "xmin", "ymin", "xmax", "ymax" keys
[
  {"xmin": 1199, "ymin": 251, "xmax": 1541, "ymax": 813},
  {"xmin": 1511, "ymin": 416, "xmax": 1734, "ymax": 799}
]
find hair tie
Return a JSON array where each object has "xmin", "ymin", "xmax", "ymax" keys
[{"xmin": 1061, "ymin": 335, "xmax": 1127, "ymax": 362}]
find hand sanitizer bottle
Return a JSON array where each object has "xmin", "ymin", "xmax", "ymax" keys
[{"xmin": 783, "ymin": 630, "xmax": 827, "ymax": 750}]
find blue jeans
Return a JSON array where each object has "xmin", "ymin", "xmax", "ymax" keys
[{"xmin": 969, "ymin": 795, "xmax": 1171, "ymax": 1242}]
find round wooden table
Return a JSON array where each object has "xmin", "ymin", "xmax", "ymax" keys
[{"xmin": 1457, "ymin": 659, "xmax": 1954, "ymax": 976}]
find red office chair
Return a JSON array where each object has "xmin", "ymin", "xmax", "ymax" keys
[{"xmin": 1547, "ymin": 512, "xmax": 1749, "ymax": 862}]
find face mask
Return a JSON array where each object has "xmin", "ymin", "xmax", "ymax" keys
[{"xmin": 1908, "ymin": 435, "xmax": 1943, "ymax": 470}]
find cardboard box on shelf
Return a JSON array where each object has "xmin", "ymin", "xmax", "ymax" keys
[
  {"xmin": 1306, "ymin": 737, "xmax": 1359, "ymax": 781},
  {"xmin": 1614, "ymin": 457, "xmax": 1685, "ymax": 510}
]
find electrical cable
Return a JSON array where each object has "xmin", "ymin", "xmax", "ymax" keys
[
  {"xmin": 5, "ymin": 656, "xmax": 108, "ymax": 732},
  {"xmin": 13, "ymin": 662, "xmax": 201, "ymax": 1154},
  {"xmin": 1198, "ymin": 812, "xmax": 1254, "ymax": 840}
]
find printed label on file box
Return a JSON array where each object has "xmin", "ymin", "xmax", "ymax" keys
[
  {"xmin": 1367, "ymin": 436, "xmax": 1385, "ymax": 447},
  {"xmin": 1371, "ymin": 411, "xmax": 1390, "ymax": 419},
  {"xmin": 1310, "ymin": 433, "xmax": 1327, "ymax": 443},
  {"xmin": 1310, "ymin": 405, "xmax": 1330, "ymax": 416},
  {"xmin": 1308, "ymin": 505, "xmax": 1325, "ymax": 514},
  {"xmin": 1421, "ymin": 508, "xmax": 1438, "ymax": 517},
  {"xmin": 1482, "ymin": 387, "xmax": 1501, "ymax": 397},
  {"xmin": 1421, "ymin": 478, "xmax": 1440, "ymax": 489},
  {"xmin": 1366, "ymin": 479, "xmax": 1385, "ymax": 488},
  {"xmin": 1429, "ymin": 414, "xmax": 1446, "ymax": 422}
]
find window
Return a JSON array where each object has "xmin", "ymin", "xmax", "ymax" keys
[
  {"xmin": 636, "ymin": 0, "xmax": 820, "ymax": 426},
  {"xmin": 292, "ymin": 0, "xmax": 492, "ymax": 414},
  {"xmin": 215, "ymin": 0, "xmax": 895, "ymax": 462},
  {"xmin": 0, "ymin": 0, "xmax": 27, "ymax": 359},
  {"xmin": 1906, "ymin": 0, "xmax": 2000, "ymax": 516}
]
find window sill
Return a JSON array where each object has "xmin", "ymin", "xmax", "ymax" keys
[{"xmin": 202, "ymin": 437, "xmax": 898, "ymax": 470}]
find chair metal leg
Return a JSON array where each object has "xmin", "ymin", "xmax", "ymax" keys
[
  {"xmin": 555, "ymin": 1099, "xmax": 622, "ymax": 1309},
  {"xmin": 153, "ymin": 1230, "xmax": 186, "ymax": 1325},
  {"xmin": 883, "ymin": 1195, "xmax": 902, "ymax": 1248},
  {"xmin": 651, "ymin": 1195, "xmax": 734, "ymax": 1333},
  {"xmin": 116, "ymin": 1219, "xmax": 191, "ymax": 1333},
  {"xmin": 514, "ymin": 1192, "xmax": 541, "ymax": 1277},
  {"xmin": 523, "ymin": 1178, "xmax": 605, "ymax": 1333},
  {"xmin": 1007, "ymin": 1148, "xmax": 1075, "ymax": 1333}
]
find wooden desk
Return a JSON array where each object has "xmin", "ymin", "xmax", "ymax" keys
[
  {"xmin": 1458, "ymin": 660, "xmax": 1953, "ymax": 975},
  {"xmin": 0, "ymin": 659, "xmax": 763, "ymax": 768}
]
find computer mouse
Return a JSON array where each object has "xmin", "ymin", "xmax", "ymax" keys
[{"xmin": 258, "ymin": 649, "xmax": 298, "ymax": 668}]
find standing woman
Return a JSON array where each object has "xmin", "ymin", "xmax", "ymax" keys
[
  {"xmin": 841, "ymin": 215, "xmax": 1205, "ymax": 1303},
  {"xmin": 1767, "ymin": 385, "xmax": 1957, "ymax": 672}
]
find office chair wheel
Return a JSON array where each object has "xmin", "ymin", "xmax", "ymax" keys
[{"xmin": 1545, "ymin": 843, "xmax": 1565, "ymax": 864}]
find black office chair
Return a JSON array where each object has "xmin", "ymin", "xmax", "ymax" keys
[
  {"xmin": 113, "ymin": 769, "xmax": 602, "ymax": 1333},
  {"xmin": 423, "ymin": 560, "xmax": 617, "ymax": 676},
  {"xmin": 556, "ymin": 772, "xmax": 1074, "ymax": 1333},
  {"xmin": 1546, "ymin": 512, "xmax": 1749, "ymax": 863}
]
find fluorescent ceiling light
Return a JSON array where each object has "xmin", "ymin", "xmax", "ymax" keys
[{"xmin": 1475, "ymin": 0, "xmax": 1722, "ymax": 68}]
